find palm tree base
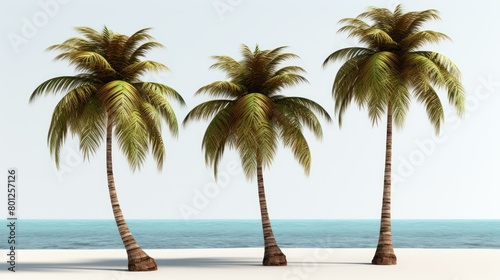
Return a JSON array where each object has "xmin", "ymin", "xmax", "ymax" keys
[
  {"xmin": 263, "ymin": 247, "xmax": 287, "ymax": 266},
  {"xmin": 371, "ymin": 253, "xmax": 397, "ymax": 265},
  {"xmin": 128, "ymin": 253, "xmax": 158, "ymax": 271}
]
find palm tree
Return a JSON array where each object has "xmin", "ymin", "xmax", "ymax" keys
[
  {"xmin": 29, "ymin": 26, "xmax": 185, "ymax": 271},
  {"xmin": 323, "ymin": 5, "xmax": 465, "ymax": 265},
  {"xmin": 184, "ymin": 44, "xmax": 331, "ymax": 266}
]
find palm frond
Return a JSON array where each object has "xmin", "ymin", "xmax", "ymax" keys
[
  {"xmin": 183, "ymin": 99, "xmax": 233, "ymax": 125},
  {"xmin": 114, "ymin": 110, "xmax": 149, "ymax": 172},
  {"xmin": 74, "ymin": 26, "xmax": 104, "ymax": 46},
  {"xmin": 30, "ymin": 75, "xmax": 98, "ymax": 102},
  {"xmin": 274, "ymin": 96, "xmax": 332, "ymax": 123},
  {"xmin": 240, "ymin": 44, "xmax": 255, "ymax": 62},
  {"xmin": 401, "ymin": 30, "xmax": 451, "ymax": 51},
  {"xmin": 266, "ymin": 52, "xmax": 300, "ymax": 73},
  {"xmin": 400, "ymin": 9, "xmax": 441, "ymax": 35},
  {"xmin": 390, "ymin": 81, "xmax": 411, "ymax": 129},
  {"xmin": 54, "ymin": 51, "xmax": 116, "ymax": 75},
  {"xmin": 75, "ymin": 96, "xmax": 106, "ymax": 160},
  {"xmin": 140, "ymin": 102, "xmax": 165, "ymax": 170},
  {"xmin": 412, "ymin": 81, "xmax": 444, "ymax": 133},
  {"xmin": 128, "ymin": 42, "xmax": 165, "ymax": 64},
  {"xmin": 136, "ymin": 82, "xmax": 186, "ymax": 106},
  {"xmin": 47, "ymin": 84, "xmax": 95, "ymax": 166},
  {"xmin": 97, "ymin": 80, "xmax": 142, "ymax": 122},
  {"xmin": 263, "ymin": 73, "xmax": 308, "ymax": 96},
  {"xmin": 196, "ymin": 81, "xmax": 246, "ymax": 98},
  {"xmin": 210, "ymin": 56, "xmax": 244, "ymax": 80},
  {"xmin": 274, "ymin": 66, "xmax": 306, "ymax": 75},
  {"xmin": 122, "ymin": 28, "xmax": 155, "ymax": 57},
  {"xmin": 323, "ymin": 47, "xmax": 374, "ymax": 67},
  {"xmin": 121, "ymin": 60, "xmax": 169, "ymax": 80},
  {"xmin": 202, "ymin": 106, "xmax": 234, "ymax": 177},
  {"xmin": 138, "ymin": 86, "xmax": 180, "ymax": 136},
  {"xmin": 232, "ymin": 93, "xmax": 277, "ymax": 176}
]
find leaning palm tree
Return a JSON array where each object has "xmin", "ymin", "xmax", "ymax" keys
[
  {"xmin": 323, "ymin": 5, "xmax": 465, "ymax": 265},
  {"xmin": 184, "ymin": 44, "xmax": 331, "ymax": 266},
  {"xmin": 29, "ymin": 26, "xmax": 185, "ymax": 271}
]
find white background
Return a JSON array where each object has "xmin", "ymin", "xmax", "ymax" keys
[{"xmin": 1, "ymin": 0, "xmax": 499, "ymax": 219}]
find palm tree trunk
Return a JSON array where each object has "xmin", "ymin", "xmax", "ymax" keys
[
  {"xmin": 257, "ymin": 161, "xmax": 287, "ymax": 266},
  {"xmin": 106, "ymin": 117, "xmax": 157, "ymax": 271},
  {"xmin": 372, "ymin": 104, "xmax": 397, "ymax": 265}
]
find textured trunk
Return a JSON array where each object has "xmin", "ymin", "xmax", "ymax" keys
[
  {"xmin": 257, "ymin": 162, "xmax": 287, "ymax": 266},
  {"xmin": 106, "ymin": 117, "xmax": 157, "ymax": 271},
  {"xmin": 372, "ymin": 104, "xmax": 397, "ymax": 265}
]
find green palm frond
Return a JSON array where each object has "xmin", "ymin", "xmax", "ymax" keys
[
  {"xmin": 263, "ymin": 73, "xmax": 308, "ymax": 96},
  {"xmin": 240, "ymin": 44, "xmax": 256, "ymax": 62},
  {"xmin": 233, "ymin": 93, "xmax": 277, "ymax": 175},
  {"xmin": 30, "ymin": 75, "xmax": 99, "ymax": 102},
  {"xmin": 75, "ymin": 96, "xmax": 106, "ymax": 160},
  {"xmin": 210, "ymin": 56, "xmax": 244, "ymax": 80},
  {"xmin": 114, "ymin": 110, "xmax": 149, "ymax": 171},
  {"xmin": 323, "ymin": 47, "xmax": 374, "ymax": 67},
  {"xmin": 196, "ymin": 81, "xmax": 246, "ymax": 98},
  {"xmin": 74, "ymin": 26, "xmax": 105, "ymax": 45},
  {"xmin": 136, "ymin": 82, "xmax": 186, "ymax": 106},
  {"xmin": 138, "ymin": 86, "xmax": 180, "ymax": 136},
  {"xmin": 274, "ymin": 98, "xmax": 328, "ymax": 139},
  {"xmin": 415, "ymin": 51, "xmax": 462, "ymax": 80},
  {"xmin": 47, "ymin": 84, "xmax": 95, "ymax": 166},
  {"xmin": 400, "ymin": 30, "xmax": 450, "ymax": 51},
  {"xmin": 273, "ymin": 107, "xmax": 311, "ymax": 174},
  {"xmin": 97, "ymin": 80, "xmax": 142, "ymax": 121},
  {"xmin": 397, "ymin": 9, "xmax": 441, "ymax": 37},
  {"xmin": 405, "ymin": 52, "xmax": 465, "ymax": 116},
  {"xmin": 54, "ymin": 51, "xmax": 116, "ymax": 75},
  {"xmin": 412, "ymin": 81, "xmax": 444, "ymax": 133},
  {"xmin": 122, "ymin": 60, "xmax": 170, "ymax": 80},
  {"xmin": 140, "ymin": 102, "xmax": 165, "ymax": 170},
  {"xmin": 128, "ymin": 42, "xmax": 165, "ymax": 64},
  {"xmin": 267, "ymin": 52, "xmax": 300, "ymax": 73},
  {"xmin": 202, "ymin": 106, "xmax": 234, "ymax": 177},
  {"xmin": 122, "ymin": 28, "xmax": 156, "ymax": 59},
  {"xmin": 358, "ymin": 6, "xmax": 394, "ymax": 26},
  {"xmin": 183, "ymin": 99, "xmax": 233, "ymax": 125},
  {"xmin": 274, "ymin": 66, "xmax": 306, "ymax": 75},
  {"xmin": 390, "ymin": 80, "xmax": 411, "ymax": 129}
]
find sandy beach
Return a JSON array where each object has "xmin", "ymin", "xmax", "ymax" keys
[{"xmin": 2, "ymin": 248, "xmax": 499, "ymax": 280}]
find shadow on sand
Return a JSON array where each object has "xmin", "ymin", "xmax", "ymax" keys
[{"xmin": 17, "ymin": 258, "xmax": 371, "ymax": 272}]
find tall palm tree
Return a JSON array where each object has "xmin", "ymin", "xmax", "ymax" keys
[
  {"xmin": 29, "ymin": 26, "xmax": 185, "ymax": 271},
  {"xmin": 323, "ymin": 5, "xmax": 465, "ymax": 265},
  {"xmin": 184, "ymin": 44, "xmax": 331, "ymax": 266}
]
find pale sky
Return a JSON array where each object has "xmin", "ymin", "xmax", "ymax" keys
[{"xmin": 1, "ymin": 0, "xmax": 499, "ymax": 219}]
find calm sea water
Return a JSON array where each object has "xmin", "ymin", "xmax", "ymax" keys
[{"xmin": 4, "ymin": 220, "xmax": 499, "ymax": 249}]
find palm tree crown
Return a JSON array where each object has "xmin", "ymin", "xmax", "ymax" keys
[
  {"xmin": 30, "ymin": 26, "xmax": 185, "ymax": 170},
  {"xmin": 185, "ymin": 44, "xmax": 331, "ymax": 178},
  {"xmin": 323, "ymin": 5, "xmax": 465, "ymax": 131}
]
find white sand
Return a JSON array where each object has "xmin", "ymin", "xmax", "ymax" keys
[{"xmin": 2, "ymin": 248, "xmax": 499, "ymax": 280}]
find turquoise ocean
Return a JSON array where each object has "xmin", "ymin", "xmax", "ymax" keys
[{"xmin": 4, "ymin": 219, "xmax": 499, "ymax": 249}]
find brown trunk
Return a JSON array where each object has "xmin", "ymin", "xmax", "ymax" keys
[
  {"xmin": 106, "ymin": 116, "xmax": 157, "ymax": 271},
  {"xmin": 372, "ymin": 104, "xmax": 397, "ymax": 265},
  {"xmin": 257, "ymin": 162, "xmax": 287, "ymax": 266}
]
